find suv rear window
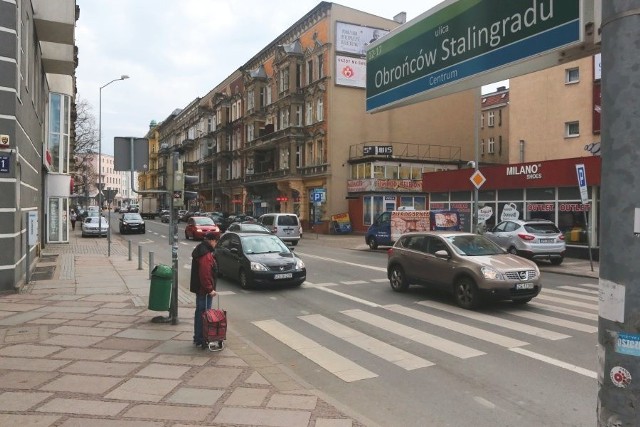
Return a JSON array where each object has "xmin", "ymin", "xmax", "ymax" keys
[
  {"xmin": 524, "ymin": 223, "xmax": 560, "ymax": 234},
  {"xmin": 277, "ymin": 215, "xmax": 298, "ymax": 226}
]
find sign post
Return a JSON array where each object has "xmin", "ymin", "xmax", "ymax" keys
[{"xmin": 575, "ymin": 164, "xmax": 594, "ymax": 271}]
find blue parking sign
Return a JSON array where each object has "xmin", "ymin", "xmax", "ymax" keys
[{"xmin": 575, "ymin": 164, "xmax": 588, "ymax": 204}]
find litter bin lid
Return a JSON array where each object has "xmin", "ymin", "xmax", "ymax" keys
[{"xmin": 152, "ymin": 264, "xmax": 173, "ymax": 278}]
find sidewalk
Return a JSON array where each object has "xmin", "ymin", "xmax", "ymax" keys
[{"xmin": 0, "ymin": 230, "xmax": 373, "ymax": 427}]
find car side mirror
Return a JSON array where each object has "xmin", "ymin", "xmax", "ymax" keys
[{"xmin": 435, "ymin": 250, "xmax": 450, "ymax": 259}]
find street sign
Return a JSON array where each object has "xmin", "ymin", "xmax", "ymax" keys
[
  {"xmin": 470, "ymin": 170, "xmax": 486, "ymax": 189},
  {"xmin": 576, "ymin": 163, "xmax": 589, "ymax": 204},
  {"xmin": 0, "ymin": 155, "xmax": 9, "ymax": 173},
  {"xmin": 114, "ymin": 137, "xmax": 150, "ymax": 171}
]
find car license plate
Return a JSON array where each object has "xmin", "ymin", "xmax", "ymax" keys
[
  {"xmin": 274, "ymin": 273, "xmax": 292, "ymax": 279},
  {"xmin": 539, "ymin": 238, "xmax": 554, "ymax": 243},
  {"xmin": 516, "ymin": 282, "xmax": 534, "ymax": 290}
]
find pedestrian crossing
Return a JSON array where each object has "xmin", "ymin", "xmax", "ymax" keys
[{"xmin": 251, "ymin": 280, "xmax": 598, "ymax": 383}]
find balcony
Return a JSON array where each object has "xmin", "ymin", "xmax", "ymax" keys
[
  {"xmin": 244, "ymin": 169, "xmax": 290, "ymax": 183},
  {"xmin": 299, "ymin": 164, "xmax": 328, "ymax": 177},
  {"xmin": 33, "ymin": 0, "xmax": 76, "ymax": 75},
  {"xmin": 348, "ymin": 142, "xmax": 461, "ymax": 162}
]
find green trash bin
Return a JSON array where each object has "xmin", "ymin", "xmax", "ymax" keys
[{"xmin": 149, "ymin": 264, "xmax": 173, "ymax": 311}]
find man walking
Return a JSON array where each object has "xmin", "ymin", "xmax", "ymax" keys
[{"xmin": 190, "ymin": 232, "xmax": 218, "ymax": 347}]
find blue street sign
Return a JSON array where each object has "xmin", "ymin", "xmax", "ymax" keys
[
  {"xmin": 0, "ymin": 155, "xmax": 9, "ymax": 173},
  {"xmin": 575, "ymin": 164, "xmax": 588, "ymax": 204},
  {"xmin": 313, "ymin": 192, "xmax": 322, "ymax": 202}
]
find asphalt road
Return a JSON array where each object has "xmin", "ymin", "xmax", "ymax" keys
[{"xmin": 115, "ymin": 218, "xmax": 597, "ymax": 427}]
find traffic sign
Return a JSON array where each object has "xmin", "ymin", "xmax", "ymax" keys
[
  {"xmin": 575, "ymin": 164, "xmax": 588, "ymax": 204},
  {"xmin": 470, "ymin": 170, "xmax": 486, "ymax": 189}
]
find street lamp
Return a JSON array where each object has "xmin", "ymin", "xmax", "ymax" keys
[{"xmin": 98, "ymin": 75, "xmax": 129, "ymax": 241}]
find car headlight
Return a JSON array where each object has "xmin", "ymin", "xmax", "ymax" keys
[
  {"xmin": 250, "ymin": 261, "xmax": 269, "ymax": 271},
  {"xmin": 123, "ymin": 221, "xmax": 128, "ymax": 225},
  {"xmin": 481, "ymin": 266, "xmax": 505, "ymax": 280},
  {"xmin": 295, "ymin": 258, "xmax": 305, "ymax": 270}
]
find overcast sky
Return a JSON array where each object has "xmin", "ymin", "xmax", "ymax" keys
[{"xmin": 76, "ymin": 0, "xmax": 506, "ymax": 155}]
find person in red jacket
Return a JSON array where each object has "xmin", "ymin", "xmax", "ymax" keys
[{"xmin": 190, "ymin": 232, "xmax": 218, "ymax": 347}]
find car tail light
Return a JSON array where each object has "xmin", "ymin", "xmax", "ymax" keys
[
  {"xmin": 271, "ymin": 227, "xmax": 277, "ymax": 233},
  {"xmin": 559, "ymin": 234, "xmax": 565, "ymax": 241},
  {"xmin": 388, "ymin": 248, "xmax": 394, "ymax": 258},
  {"xmin": 517, "ymin": 233, "xmax": 535, "ymax": 241}
]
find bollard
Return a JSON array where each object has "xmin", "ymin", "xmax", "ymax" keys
[
  {"xmin": 128, "ymin": 240, "xmax": 132, "ymax": 261},
  {"xmin": 138, "ymin": 245, "xmax": 143, "ymax": 270},
  {"xmin": 149, "ymin": 251, "xmax": 155, "ymax": 280}
]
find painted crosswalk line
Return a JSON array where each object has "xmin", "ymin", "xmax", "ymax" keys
[
  {"xmin": 253, "ymin": 319, "xmax": 377, "ymax": 382},
  {"xmin": 558, "ymin": 285, "xmax": 598, "ymax": 295},
  {"xmin": 510, "ymin": 347, "xmax": 596, "ymax": 378},
  {"xmin": 542, "ymin": 289, "xmax": 598, "ymax": 302},
  {"xmin": 498, "ymin": 309, "xmax": 597, "ymax": 333},
  {"xmin": 534, "ymin": 294, "xmax": 597, "ymax": 310},
  {"xmin": 299, "ymin": 314, "xmax": 434, "ymax": 370},
  {"xmin": 529, "ymin": 302, "xmax": 598, "ymax": 321}
]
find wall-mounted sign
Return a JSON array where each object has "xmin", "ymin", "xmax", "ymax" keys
[
  {"xmin": 0, "ymin": 155, "xmax": 9, "ymax": 173},
  {"xmin": 28, "ymin": 211, "xmax": 38, "ymax": 245},
  {"xmin": 347, "ymin": 179, "xmax": 422, "ymax": 193},
  {"xmin": 336, "ymin": 55, "xmax": 367, "ymax": 88},
  {"xmin": 336, "ymin": 22, "xmax": 390, "ymax": 56},
  {"xmin": 363, "ymin": 145, "xmax": 393, "ymax": 156}
]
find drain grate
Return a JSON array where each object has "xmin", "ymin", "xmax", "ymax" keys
[{"xmin": 32, "ymin": 265, "xmax": 56, "ymax": 280}]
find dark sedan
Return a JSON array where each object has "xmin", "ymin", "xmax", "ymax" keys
[
  {"xmin": 119, "ymin": 213, "xmax": 146, "ymax": 234},
  {"xmin": 215, "ymin": 232, "xmax": 306, "ymax": 289},
  {"xmin": 225, "ymin": 222, "xmax": 272, "ymax": 234}
]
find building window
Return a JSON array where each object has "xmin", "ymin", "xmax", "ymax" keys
[
  {"xmin": 565, "ymin": 121, "xmax": 580, "ymax": 137},
  {"xmin": 307, "ymin": 59, "xmax": 313, "ymax": 84},
  {"xmin": 481, "ymin": 139, "xmax": 485, "ymax": 155},
  {"xmin": 480, "ymin": 113, "xmax": 484, "ymax": 128},
  {"xmin": 295, "ymin": 105, "xmax": 303, "ymax": 126},
  {"xmin": 279, "ymin": 108, "xmax": 289, "ymax": 129},
  {"xmin": 296, "ymin": 145, "xmax": 302, "ymax": 168},
  {"xmin": 316, "ymin": 139, "xmax": 324, "ymax": 164},
  {"xmin": 280, "ymin": 147, "xmax": 289, "ymax": 169},
  {"xmin": 317, "ymin": 54, "xmax": 323, "ymax": 79},
  {"xmin": 279, "ymin": 68, "xmax": 289, "ymax": 94},
  {"xmin": 306, "ymin": 102, "xmax": 313, "ymax": 125},
  {"xmin": 247, "ymin": 124, "xmax": 254, "ymax": 141},
  {"xmin": 316, "ymin": 97, "xmax": 323, "ymax": 122},
  {"xmin": 266, "ymin": 85, "xmax": 272, "ymax": 105},
  {"xmin": 487, "ymin": 137, "xmax": 495, "ymax": 154},
  {"xmin": 296, "ymin": 64, "xmax": 302, "ymax": 88},
  {"xmin": 565, "ymin": 67, "xmax": 580, "ymax": 84},
  {"xmin": 488, "ymin": 111, "xmax": 495, "ymax": 127},
  {"xmin": 48, "ymin": 93, "xmax": 71, "ymax": 173},
  {"xmin": 247, "ymin": 88, "xmax": 254, "ymax": 111}
]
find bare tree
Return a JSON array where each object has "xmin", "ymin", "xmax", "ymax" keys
[{"xmin": 72, "ymin": 97, "xmax": 99, "ymax": 208}]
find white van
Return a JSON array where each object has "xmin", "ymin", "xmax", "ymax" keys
[{"xmin": 258, "ymin": 213, "xmax": 302, "ymax": 245}]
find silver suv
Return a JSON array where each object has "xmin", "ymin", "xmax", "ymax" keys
[
  {"xmin": 258, "ymin": 213, "xmax": 301, "ymax": 246},
  {"xmin": 483, "ymin": 219, "xmax": 566, "ymax": 265}
]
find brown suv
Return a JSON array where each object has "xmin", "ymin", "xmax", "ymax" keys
[{"xmin": 387, "ymin": 231, "xmax": 541, "ymax": 309}]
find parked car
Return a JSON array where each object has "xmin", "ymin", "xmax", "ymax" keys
[
  {"xmin": 208, "ymin": 212, "xmax": 225, "ymax": 229},
  {"xmin": 215, "ymin": 232, "xmax": 306, "ymax": 289},
  {"xmin": 483, "ymin": 219, "xmax": 566, "ymax": 265},
  {"xmin": 220, "ymin": 213, "xmax": 255, "ymax": 232},
  {"xmin": 119, "ymin": 213, "xmax": 146, "ymax": 234},
  {"xmin": 160, "ymin": 210, "xmax": 170, "ymax": 223},
  {"xmin": 185, "ymin": 216, "xmax": 221, "ymax": 240},
  {"xmin": 225, "ymin": 222, "xmax": 272, "ymax": 234},
  {"xmin": 257, "ymin": 213, "xmax": 301, "ymax": 246},
  {"xmin": 386, "ymin": 231, "xmax": 541, "ymax": 309},
  {"xmin": 81, "ymin": 216, "xmax": 109, "ymax": 238}
]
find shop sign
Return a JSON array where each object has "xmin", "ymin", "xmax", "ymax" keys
[
  {"xmin": 478, "ymin": 206, "xmax": 494, "ymax": 222},
  {"xmin": 347, "ymin": 178, "xmax": 421, "ymax": 192},
  {"xmin": 501, "ymin": 203, "xmax": 519, "ymax": 221},
  {"xmin": 528, "ymin": 203, "xmax": 554, "ymax": 212},
  {"xmin": 506, "ymin": 163, "xmax": 542, "ymax": 180},
  {"xmin": 616, "ymin": 332, "xmax": 640, "ymax": 357},
  {"xmin": 559, "ymin": 203, "xmax": 591, "ymax": 211},
  {"xmin": 450, "ymin": 203, "xmax": 470, "ymax": 212}
]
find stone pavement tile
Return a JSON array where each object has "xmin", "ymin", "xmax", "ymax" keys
[
  {"xmin": 88, "ymin": 314, "xmax": 140, "ymax": 323},
  {"xmin": 152, "ymin": 354, "xmax": 209, "ymax": 366},
  {"xmin": 216, "ymin": 356, "xmax": 249, "ymax": 367},
  {"xmin": 0, "ymin": 311, "xmax": 13, "ymax": 319},
  {"xmin": 76, "ymin": 287, "xmax": 127, "ymax": 295},
  {"xmin": 0, "ymin": 311, "xmax": 48, "ymax": 325},
  {"xmin": 315, "ymin": 419, "xmax": 353, "ymax": 427},
  {"xmin": 0, "ymin": 344, "xmax": 61, "ymax": 358},
  {"xmin": 101, "ymin": 302, "xmax": 129, "ymax": 308},
  {"xmin": 105, "ymin": 378, "xmax": 180, "ymax": 402},
  {"xmin": 49, "ymin": 325, "xmax": 120, "ymax": 337},
  {"xmin": 36, "ymin": 306, "xmax": 95, "ymax": 314},
  {"xmin": 36, "ymin": 397, "xmax": 128, "ymax": 416},
  {"xmin": 0, "ymin": 414, "xmax": 60, "ymax": 426},
  {"xmin": 224, "ymin": 387, "xmax": 270, "ymax": 406},
  {"xmin": 172, "ymin": 331, "xmax": 193, "ymax": 341},
  {"xmin": 115, "ymin": 329, "xmax": 181, "ymax": 340},
  {"xmin": 0, "ymin": 391, "xmax": 53, "ymax": 410},
  {"xmin": 42, "ymin": 334, "xmax": 105, "ymax": 348},
  {"xmin": 40, "ymin": 374, "xmax": 122, "ymax": 394},
  {"xmin": 53, "ymin": 347, "xmax": 120, "ymax": 361},
  {"xmin": 148, "ymin": 340, "xmax": 207, "ymax": 355},
  {"xmin": 81, "ymin": 295, "xmax": 133, "ymax": 303},
  {"xmin": 59, "ymin": 418, "xmax": 164, "ymax": 427},
  {"xmin": 31, "ymin": 288, "xmax": 76, "ymax": 295},
  {"xmin": 136, "ymin": 322, "xmax": 194, "ymax": 332},
  {"xmin": 166, "ymin": 387, "xmax": 224, "ymax": 406},
  {"xmin": 63, "ymin": 320, "xmax": 100, "ymax": 327},
  {"xmin": 44, "ymin": 312, "xmax": 92, "ymax": 320},
  {"xmin": 61, "ymin": 360, "xmax": 139, "ymax": 376},
  {"xmin": 213, "ymin": 407, "xmax": 311, "ymax": 427},
  {"xmin": 43, "ymin": 295, "xmax": 83, "ymax": 301},
  {"xmin": 135, "ymin": 363, "xmax": 191, "ymax": 379},
  {"xmin": 93, "ymin": 338, "xmax": 159, "ymax": 351},
  {"xmin": 123, "ymin": 404, "xmax": 211, "ymax": 422},
  {"xmin": 113, "ymin": 351, "xmax": 155, "ymax": 363},
  {"xmin": 187, "ymin": 367, "xmax": 242, "ymax": 388},
  {"xmin": 0, "ymin": 356, "xmax": 69, "ymax": 371},
  {"xmin": 0, "ymin": 371, "xmax": 57, "ymax": 389},
  {"xmin": 245, "ymin": 371, "xmax": 271, "ymax": 385},
  {"xmin": 0, "ymin": 302, "xmax": 44, "ymax": 312},
  {"xmin": 94, "ymin": 308, "xmax": 145, "ymax": 316},
  {"xmin": 53, "ymin": 300, "xmax": 102, "ymax": 307},
  {"xmin": 267, "ymin": 394, "xmax": 318, "ymax": 410},
  {"xmin": 28, "ymin": 318, "xmax": 68, "ymax": 325},
  {"xmin": 95, "ymin": 321, "xmax": 134, "ymax": 329}
]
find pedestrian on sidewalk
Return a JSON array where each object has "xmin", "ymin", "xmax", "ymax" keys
[
  {"xmin": 190, "ymin": 231, "xmax": 218, "ymax": 347},
  {"xmin": 70, "ymin": 210, "xmax": 77, "ymax": 231}
]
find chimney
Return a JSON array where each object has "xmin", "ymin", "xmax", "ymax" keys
[{"xmin": 393, "ymin": 12, "xmax": 406, "ymax": 24}]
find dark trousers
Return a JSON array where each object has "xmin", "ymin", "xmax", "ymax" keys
[{"xmin": 194, "ymin": 293, "xmax": 212, "ymax": 344}]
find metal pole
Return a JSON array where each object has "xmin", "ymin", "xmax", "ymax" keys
[
  {"xmin": 138, "ymin": 245, "xmax": 143, "ymax": 270},
  {"xmin": 25, "ymin": 213, "xmax": 30, "ymax": 285},
  {"xmin": 107, "ymin": 188, "xmax": 111, "ymax": 257},
  {"xmin": 598, "ymin": 2, "xmax": 640, "ymax": 425},
  {"xmin": 170, "ymin": 151, "xmax": 180, "ymax": 324},
  {"xmin": 473, "ymin": 87, "xmax": 480, "ymax": 233},
  {"xmin": 149, "ymin": 251, "xmax": 154, "ymax": 280},
  {"xmin": 128, "ymin": 240, "xmax": 132, "ymax": 261}
]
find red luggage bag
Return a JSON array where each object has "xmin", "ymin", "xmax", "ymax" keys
[{"xmin": 202, "ymin": 306, "xmax": 227, "ymax": 352}]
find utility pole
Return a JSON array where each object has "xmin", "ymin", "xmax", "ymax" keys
[{"xmin": 597, "ymin": 2, "xmax": 640, "ymax": 426}]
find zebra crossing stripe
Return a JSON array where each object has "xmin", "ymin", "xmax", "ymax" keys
[
  {"xmin": 299, "ymin": 314, "xmax": 434, "ymax": 370},
  {"xmin": 342, "ymin": 309, "xmax": 485, "ymax": 359},
  {"xmin": 498, "ymin": 309, "xmax": 597, "ymax": 333},
  {"xmin": 302, "ymin": 282, "xmax": 339, "ymax": 288},
  {"xmin": 542, "ymin": 289, "xmax": 598, "ymax": 302},
  {"xmin": 510, "ymin": 347, "xmax": 597, "ymax": 378},
  {"xmin": 340, "ymin": 280, "xmax": 368, "ymax": 285},
  {"xmin": 384, "ymin": 304, "xmax": 528, "ymax": 348},
  {"xmin": 558, "ymin": 285, "xmax": 598, "ymax": 295},
  {"xmin": 534, "ymin": 294, "xmax": 598, "ymax": 311},
  {"xmin": 529, "ymin": 302, "xmax": 598, "ymax": 321},
  {"xmin": 571, "ymin": 283, "xmax": 598, "ymax": 290},
  {"xmin": 416, "ymin": 300, "xmax": 570, "ymax": 341},
  {"xmin": 315, "ymin": 287, "xmax": 379, "ymax": 307},
  {"xmin": 370, "ymin": 279, "xmax": 389, "ymax": 283},
  {"xmin": 253, "ymin": 319, "xmax": 377, "ymax": 382}
]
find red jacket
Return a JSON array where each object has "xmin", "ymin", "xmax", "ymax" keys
[{"xmin": 190, "ymin": 242, "xmax": 217, "ymax": 295}]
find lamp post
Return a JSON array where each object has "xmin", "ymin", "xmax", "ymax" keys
[{"xmin": 98, "ymin": 75, "xmax": 129, "ymax": 240}]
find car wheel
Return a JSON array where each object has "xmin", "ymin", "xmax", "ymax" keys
[
  {"xmin": 239, "ymin": 269, "xmax": 250, "ymax": 289},
  {"xmin": 367, "ymin": 236, "xmax": 378, "ymax": 250},
  {"xmin": 454, "ymin": 277, "xmax": 481, "ymax": 309},
  {"xmin": 512, "ymin": 297, "xmax": 533, "ymax": 304},
  {"xmin": 507, "ymin": 246, "xmax": 518, "ymax": 255},
  {"xmin": 550, "ymin": 257, "xmax": 563, "ymax": 265},
  {"xmin": 389, "ymin": 265, "xmax": 409, "ymax": 292}
]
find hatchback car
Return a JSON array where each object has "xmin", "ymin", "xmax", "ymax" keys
[
  {"xmin": 160, "ymin": 210, "xmax": 171, "ymax": 223},
  {"xmin": 225, "ymin": 222, "xmax": 272, "ymax": 234},
  {"xmin": 119, "ymin": 213, "xmax": 146, "ymax": 234},
  {"xmin": 483, "ymin": 219, "xmax": 566, "ymax": 265},
  {"xmin": 258, "ymin": 213, "xmax": 301, "ymax": 245},
  {"xmin": 387, "ymin": 231, "xmax": 541, "ymax": 309},
  {"xmin": 81, "ymin": 216, "xmax": 109, "ymax": 237},
  {"xmin": 215, "ymin": 232, "xmax": 306, "ymax": 289},
  {"xmin": 185, "ymin": 216, "xmax": 221, "ymax": 240}
]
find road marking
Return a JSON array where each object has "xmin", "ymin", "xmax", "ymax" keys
[
  {"xmin": 510, "ymin": 347, "xmax": 597, "ymax": 378},
  {"xmin": 160, "ymin": 235, "xmax": 167, "ymax": 238},
  {"xmin": 529, "ymin": 302, "xmax": 598, "ymax": 321},
  {"xmin": 384, "ymin": 304, "xmax": 528, "ymax": 348},
  {"xmin": 371, "ymin": 278, "xmax": 389, "ymax": 283},
  {"xmin": 300, "ymin": 314, "xmax": 434, "ymax": 370},
  {"xmin": 535, "ymin": 294, "xmax": 597, "ymax": 311},
  {"xmin": 253, "ymin": 319, "xmax": 377, "ymax": 382},
  {"xmin": 498, "ymin": 309, "xmax": 597, "ymax": 333},
  {"xmin": 314, "ymin": 287, "xmax": 379, "ymax": 307},
  {"xmin": 180, "ymin": 242, "xmax": 189, "ymax": 246},
  {"xmin": 183, "ymin": 264, "xmax": 191, "ymax": 269},
  {"xmin": 542, "ymin": 289, "xmax": 598, "ymax": 302},
  {"xmin": 295, "ymin": 252, "xmax": 387, "ymax": 272},
  {"xmin": 340, "ymin": 280, "xmax": 368, "ymax": 285},
  {"xmin": 474, "ymin": 396, "xmax": 496, "ymax": 410},
  {"xmin": 416, "ymin": 300, "xmax": 570, "ymax": 341},
  {"xmin": 558, "ymin": 285, "xmax": 598, "ymax": 295},
  {"xmin": 342, "ymin": 309, "xmax": 485, "ymax": 359},
  {"xmin": 302, "ymin": 282, "xmax": 339, "ymax": 288},
  {"xmin": 572, "ymin": 283, "xmax": 598, "ymax": 290}
]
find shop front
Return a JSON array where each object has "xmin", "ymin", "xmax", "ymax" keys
[{"xmin": 422, "ymin": 156, "xmax": 601, "ymax": 259}]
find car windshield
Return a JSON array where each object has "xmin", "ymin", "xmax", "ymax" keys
[
  {"xmin": 446, "ymin": 235, "xmax": 504, "ymax": 256},
  {"xmin": 123, "ymin": 213, "xmax": 142, "ymax": 220},
  {"xmin": 524, "ymin": 223, "xmax": 560, "ymax": 234},
  {"xmin": 239, "ymin": 224, "xmax": 270, "ymax": 232},
  {"xmin": 194, "ymin": 217, "xmax": 214, "ymax": 225},
  {"xmin": 241, "ymin": 235, "xmax": 289, "ymax": 254}
]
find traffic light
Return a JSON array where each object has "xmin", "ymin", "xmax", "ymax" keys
[
  {"xmin": 183, "ymin": 175, "xmax": 199, "ymax": 208},
  {"xmin": 172, "ymin": 171, "xmax": 185, "ymax": 207}
]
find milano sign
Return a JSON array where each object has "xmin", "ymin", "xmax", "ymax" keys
[{"xmin": 366, "ymin": 0, "xmax": 585, "ymax": 112}]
